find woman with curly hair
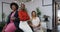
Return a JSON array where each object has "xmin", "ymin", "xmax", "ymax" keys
[{"xmin": 2, "ymin": 3, "xmax": 23, "ymax": 32}]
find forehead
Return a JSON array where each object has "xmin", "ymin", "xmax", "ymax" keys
[
  {"xmin": 21, "ymin": 4, "xmax": 25, "ymax": 6},
  {"xmin": 12, "ymin": 5, "xmax": 16, "ymax": 7},
  {"xmin": 32, "ymin": 12, "xmax": 36, "ymax": 14}
]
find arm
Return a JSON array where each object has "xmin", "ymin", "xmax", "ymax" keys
[
  {"xmin": 18, "ymin": 11, "xmax": 24, "ymax": 21},
  {"xmin": 6, "ymin": 12, "xmax": 12, "ymax": 24},
  {"xmin": 6, "ymin": 16, "xmax": 10, "ymax": 25},
  {"xmin": 27, "ymin": 19, "xmax": 33, "ymax": 26},
  {"xmin": 37, "ymin": 22, "xmax": 41, "ymax": 27},
  {"xmin": 28, "ymin": 21, "xmax": 32, "ymax": 26},
  {"xmin": 26, "ymin": 12, "xmax": 30, "ymax": 20},
  {"xmin": 28, "ymin": 19, "xmax": 36, "ymax": 28},
  {"xmin": 2, "ymin": 16, "xmax": 10, "ymax": 32},
  {"xmin": 37, "ymin": 17, "xmax": 41, "ymax": 27}
]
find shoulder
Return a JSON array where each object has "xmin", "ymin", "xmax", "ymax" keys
[
  {"xmin": 18, "ymin": 10, "xmax": 22, "ymax": 14},
  {"xmin": 18, "ymin": 10, "xmax": 21, "ymax": 12},
  {"xmin": 15, "ymin": 11, "xmax": 18, "ymax": 14},
  {"xmin": 36, "ymin": 17, "xmax": 40, "ymax": 21},
  {"xmin": 36, "ymin": 17, "xmax": 39, "ymax": 19}
]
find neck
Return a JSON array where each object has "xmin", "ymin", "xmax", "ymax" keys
[
  {"xmin": 21, "ymin": 8, "xmax": 25, "ymax": 10},
  {"xmin": 21, "ymin": 9, "xmax": 26, "ymax": 12},
  {"xmin": 32, "ymin": 16, "xmax": 36, "ymax": 18},
  {"xmin": 13, "ymin": 10, "xmax": 16, "ymax": 12}
]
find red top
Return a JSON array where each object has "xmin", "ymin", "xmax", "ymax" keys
[{"xmin": 18, "ymin": 10, "xmax": 30, "ymax": 21}]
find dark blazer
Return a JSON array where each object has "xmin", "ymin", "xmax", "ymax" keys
[{"xmin": 7, "ymin": 11, "xmax": 24, "ymax": 32}]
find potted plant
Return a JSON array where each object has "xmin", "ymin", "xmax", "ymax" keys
[
  {"xmin": 43, "ymin": 15, "xmax": 50, "ymax": 21},
  {"xmin": 0, "ymin": 22, "xmax": 5, "ymax": 32},
  {"xmin": 2, "ymin": 13, "xmax": 6, "ymax": 22},
  {"xmin": 36, "ymin": 8, "xmax": 41, "ymax": 17}
]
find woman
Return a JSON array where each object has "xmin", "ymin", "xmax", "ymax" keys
[
  {"xmin": 2, "ymin": 3, "xmax": 23, "ymax": 32},
  {"xmin": 18, "ymin": 3, "xmax": 33, "ymax": 32},
  {"xmin": 30, "ymin": 11, "xmax": 41, "ymax": 32}
]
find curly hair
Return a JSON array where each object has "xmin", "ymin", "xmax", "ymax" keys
[{"xmin": 10, "ymin": 2, "xmax": 19, "ymax": 10}]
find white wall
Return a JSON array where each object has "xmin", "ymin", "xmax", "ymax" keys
[
  {"xmin": 0, "ymin": 2, "xmax": 2, "ymax": 22},
  {"xmin": 0, "ymin": 0, "xmax": 15, "ymax": 22},
  {"xmin": 58, "ymin": 10, "xmax": 60, "ymax": 17},
  {"xmin": 0, "ymin": 0, "xmax": 52, "ymax": 29}
]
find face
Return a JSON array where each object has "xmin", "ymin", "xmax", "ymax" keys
[
  {"xmin": 21, "ymin": 4, "xmax": 25, "ymax": 9},
  {"xmin": 32, "ymin": 12, "xmax": 36, "ymax": 17},
  {"xmin": 11, "ymin": 5, "xmax": 16, "ymax": 11}
]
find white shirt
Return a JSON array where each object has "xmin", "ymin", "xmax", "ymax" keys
[{"xmin": 31, "ymin": 17, "xmax": 40, "ymax": 26}]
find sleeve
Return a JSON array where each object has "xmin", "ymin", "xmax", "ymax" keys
[
  {"xmin": 18, "ymin": 11, "xmax": 26, "ymax": 21},
  {"xmin": 26, "ymin": 12, "xmax": 30, "ymax": 20},
  {"xmin": 38, "ymin": 17, "xmax": 40, "ymax": 22},
  {"xmin": 37, "ymin": 17, "xmax": 40, "ymax": 24},
  {"xmin": 15, "ymin": 11, "xmax": 20, "ymax": 22},
  {"xmin": 18, "ymin": 11, "xmax": 23, "ymax": 20},
  {"xmin": 37, "ymin": 17, "xmax": 41, "ymax": 27},
  {"xmin": 18, "ymin": 11, "xmax": 30, "ymax": 21},
  {"xmin": 7, "ymin": 16, "xmax": 10, "ymax": 24},
  {"xmin": 22, "ymin": 13, "xmax": 30, "ymax": 21},
  {"xmin": 7, "ymin": 12, "xmax": 13, "ymax": 24}
]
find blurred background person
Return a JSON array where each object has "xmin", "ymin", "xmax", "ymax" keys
[{"xmin": 30, "ymin": 11, "xmax": 41, "ymax": 32}]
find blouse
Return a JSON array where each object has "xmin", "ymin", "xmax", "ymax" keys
[
  {"xmin": 18, "ymin": 10, "xmax": 30, "ymax": 21},
  {"xmin": 31, "ymin": 17, "xmax": 40, "ymax": 26}
]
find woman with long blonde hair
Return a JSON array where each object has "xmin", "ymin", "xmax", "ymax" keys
[{"xmin": 30, "ymin": 11, "xmax": 41, "ymax": 32}]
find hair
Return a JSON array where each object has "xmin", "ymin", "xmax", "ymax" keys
[
  {"xmin": 31, "ymin": 11, "xmax": 37, "ymax": 17},
  {"xmin": 10, "ymin": 2, "xmax": 19, "ymax": 10},
  {"xmin": 21, "ymin": 3, "xmax": 25, "ymax": 6}
]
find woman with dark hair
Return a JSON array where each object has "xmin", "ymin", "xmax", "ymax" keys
[
  {"xmin": 30, "ymin": 11, "xmax": 41, "ymax": 32},
  {"xmin": 2, "ymin": 3, "xmax": 23, "ymax": 32}
]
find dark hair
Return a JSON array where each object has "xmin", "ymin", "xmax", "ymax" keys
[
  {"xmin": 10, "ymin": 3, "xmax": 19, "ymax": 10},
  {"xmin": 31, "ymin": 11, "xmax": 37, "ymax": 17},
  {"xmin": 21, "ymin": 3, "xmax": 25, "ymax": 6}
]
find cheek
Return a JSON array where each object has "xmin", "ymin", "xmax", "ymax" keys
[
  {"xmin": 14, "ymin": 7, "xmax": 16, "ymax": 9},
  {"xmin": 34, "ymin": 14, "xmax": 36, "ymax": 16},
  {"xmin": 12, "ymin": 7, "xmax": 16, "ymax": 10},
  {"xmin": 32, "ymin": 13, "xmax": 35, "ymax": 16},
  {"xmin": 12, "ymin": 5, "xmax": 16, "ymax": 10},
  {"xmin": 21, "ymin": 5, "xmax": 25, "ymax": 8},
  {"xmin": 33, "ymin": 13, "xmax": 35, "ymax": 15}
]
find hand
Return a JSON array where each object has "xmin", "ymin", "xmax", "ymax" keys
[
  {"xmin": 37, "ymin": 24, "xmax": 41, "ymax": 27},
  {"xmin": 3, "ymin": 24, "xmax": 7, "ymax": 29},
  {"xmin": 2, "ymin": 24, "xmax": 7, "ymax": 32},
  {"xmin": 32, "ymin": 25, "xmax": 36, "ymax": 28},
  {"xmin": 11, "ymin": 17, "xmax": 16, "ymax": 20}
]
